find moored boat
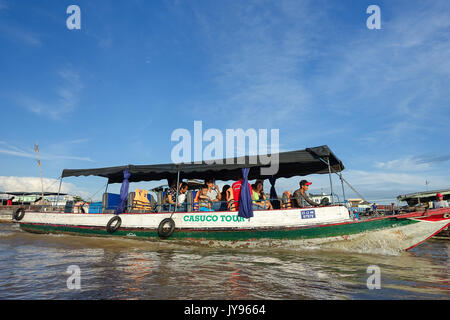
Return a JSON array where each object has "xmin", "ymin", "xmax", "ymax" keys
[
  {"xmin": 14, "ymin": 146, "xmax": 450, "ymax": 252},
  {"xmin": 0, "ymin": 192, "xmax": 68, "ymax": 223}
]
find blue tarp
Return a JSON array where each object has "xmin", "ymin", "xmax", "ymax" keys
[
  {"xmin": 238, "ymin": 168, "xmax": 253, "ymax": 219},
  {"xmin": 88, "ymin": 202, "xmax": 103, "ymax": 213},
  {"xmin": 115, "ymin": 169, "xmax": 130, "ymax": 214},
  {"xmin": 104, "ymin": 193, "xmax": 121, "ymax": 210}
]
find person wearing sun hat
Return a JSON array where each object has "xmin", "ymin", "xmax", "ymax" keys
[
  {"xmin": 292, "ymin": 179, "xmax": 319, "ymax": 208},
  {"xmin": 434, "ymin": 193, "xmax": 449, "ymax": 209}
]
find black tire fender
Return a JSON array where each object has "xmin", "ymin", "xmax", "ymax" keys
[
  {"xmin": 106, "ymin": 216, "xmax": 122, "ymax": 233},
  {"xmin": 13, "ymin": 208, "xmax": 25, "ymax": 221},
  {"xmin": 158, "ymin": 218, "xmax": 175, "ymax": 239}
]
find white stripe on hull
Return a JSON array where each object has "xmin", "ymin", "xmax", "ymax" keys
[{"xmin": 20, "ymin": 206, "xmax": 351, "ymax": 230}]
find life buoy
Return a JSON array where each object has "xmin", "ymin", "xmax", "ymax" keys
[
  {"xmin": 106, "ymin": 216, "xmax": 122, "ymax": 233},
  {"xmin": 158, "ymin": 218, "xmax": 175, "ymax": 239},
  {"xmin": 444, "ymin": 213, "xmax": 450, "ymax": 219},
  {"xmin": 13, "ymin": 208, "xmax": 25, "ymax": 221}
]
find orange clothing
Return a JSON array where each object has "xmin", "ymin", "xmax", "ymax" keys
[{"xmin": 226, "ymin": 188, "xmax": 235, "ymax": 211}]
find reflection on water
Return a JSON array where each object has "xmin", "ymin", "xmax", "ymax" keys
[{"xmin": 0, "ymin": 223, "xmax": 448, "ymax": 299}]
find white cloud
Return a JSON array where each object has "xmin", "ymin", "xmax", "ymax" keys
[
  {"xmin": 186, "ymin": 0, "xmax": 450, "ymax": 148},
  {"xmin": 0, "ymin": 23, "xmax": 42, "ymax": 46},
  {"xmin": 15, "ymin": 68, "xmax": 84, "ymax": 120},
  {"xmin": 187, "ymin": 0, "xmax": 323, "ymax": 128},
  {"xmin": 374, "ymin": 157, "xmax": 431, "ymax": 172},
  {"xmin": 0, "ymin": 176, "xmax": 87, "ymax": 198},
  {"xmin": 317, "ymin": 1, "xmax": 450, "ymax": 143}
]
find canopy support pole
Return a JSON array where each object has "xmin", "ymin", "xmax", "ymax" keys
[
  {"xmin": 171, "ymin": 171, "xmax": 180, "ymax": 217},
  {"xmin": 55, "ymin": 177, "xmax": 62, "ymax": 208},
  {"xmin": 326, "ymin": 157, "xmax": 335, "ymax": 204},
  {"xmin": 339, "ymin": 173, "xmax": 346, "ymax": 204},
  {"xmin": 315, "ymin": 155, "xmax": 367, "ymax": 204},
  {"xmin": 340, "ymin": 175, "xmax": 367, "ymax": 203}
]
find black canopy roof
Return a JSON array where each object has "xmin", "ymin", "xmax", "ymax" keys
[{"xmin": 62, "ymin": 145, "xmax": 344, "ymax": 184}]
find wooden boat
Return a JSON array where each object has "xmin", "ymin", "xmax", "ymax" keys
[
  {"xmin": 14, "ymin": 146, "xmax": 450, "ymax": 252},
  {"xmin": 397, "ymin": 189, "xmax": 450, "ymax": 239},
  {"xmin": 0, "ymin": 192, "xmax": 67, "ymax": 223}
]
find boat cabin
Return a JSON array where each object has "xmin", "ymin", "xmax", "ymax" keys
[{"xmin": 54, "ymin": 145, "xmax": 348, "ymax": 216}]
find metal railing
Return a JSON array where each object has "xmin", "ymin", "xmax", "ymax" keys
[{"xmin": 7, "ymin": 195, "xmax": 351, "ymax": 214}]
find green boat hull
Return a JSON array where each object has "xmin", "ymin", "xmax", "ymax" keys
[{"xmin": 20, "ymin": 217, "xmax": 419, "ymax": 241}]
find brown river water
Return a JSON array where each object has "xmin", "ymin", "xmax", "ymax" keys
[{"xmin": 0, "ymin": 222, "xmax": 448, "ymax": 300}]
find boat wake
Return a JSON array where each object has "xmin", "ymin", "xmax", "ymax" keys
[{"xmin": 320, "ymin": 240, "xmax": 404, "ymax": 256}]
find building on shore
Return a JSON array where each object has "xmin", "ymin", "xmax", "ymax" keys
[{"xmin": 346, "ymin": 198, "xmax": 371, "ymax": 208}]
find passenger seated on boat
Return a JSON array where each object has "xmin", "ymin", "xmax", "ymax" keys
[
  {"xmin": 281, "ymin": 191, "xmax": 292, "ymax": 209},
  {"xmin": 176, "ymin": 182, "xmax": 189, "ymax": 212},
  {"xmin": 434, "ymin": 193, "xmax": 449, "ymax": 209},
  {"xmin": 252, "ymin": 181, "xmax": 273, "ymax": 210},
  {"xmin": 163, "ymin": 183, "xmax": 176, "ymax": 211},
  {"xmin": 205, "ymin": 179, "xmax": 222, "ymax": 211},
  {"xmin": 292, "ymin": 180, "xmax": 319, "ymax": 208},
  {"xmin": 220, "ymin": 185, "xmax": 231, "ymax": 211},
  {"xmin": 177, "ymin": 183, "xmax": 187, "ymax": 204},
  {"xmin": 198, "ymin": 184, "xmax": 214, "ymax": 211},
  {"xmin": 226, "ymin": 185, "xmax": 235, "ymax": 211},
  {"xmin": 257, "ymin": 180, "xmax": 273, "ymax": 210},
  {"xmin": 252, "ymin": 183, "xmax": 265, "ymax": 210},
  {"xmin": 164, "ymin": 182, "xmax": 188, "ymax": 212}
]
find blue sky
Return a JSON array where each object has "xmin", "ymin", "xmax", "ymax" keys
[{"xmin": 0, "ymin": 0, "xmax": 449, "ymax": 203}]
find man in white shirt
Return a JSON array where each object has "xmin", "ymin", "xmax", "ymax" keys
[{"xmin": 205, "ymin": 179, "xmax": 222, "ymax": 211}]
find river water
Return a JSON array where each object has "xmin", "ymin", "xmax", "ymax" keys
[{"xmin": 0, "ymin": 223, "xmax": 448, "ymax": 300}]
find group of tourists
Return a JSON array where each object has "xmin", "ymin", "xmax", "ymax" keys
[{"xmin": 163, "ymin": 175, "xmax": 321, "ymax": 212}]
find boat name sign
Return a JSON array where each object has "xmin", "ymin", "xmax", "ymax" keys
[
  {"xmin": 183, "ymin": 214, "xmax": 246, "ymax": 223},
  {"xmin": 301, "ymin": 210, "xmax": 316, "ymax": 219}
]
